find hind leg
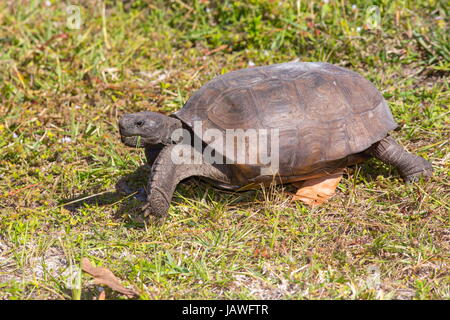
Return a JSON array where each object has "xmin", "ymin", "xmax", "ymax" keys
[{"xmin": 368, "ymin": 136, "xmax": 433, "ymax": 183}]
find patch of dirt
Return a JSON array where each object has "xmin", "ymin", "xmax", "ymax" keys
[
  {"xmin": 0, "ymin": 241, "xmax": 71, "ymax": 287},
  {"xmin": 230, "ymin": 263, "xmax": 300, "ymax": 299}
]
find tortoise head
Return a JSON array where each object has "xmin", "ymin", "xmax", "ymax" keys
[{"xmin": 118, "ymin": 111, "xmax": 182, "ymax": 148}]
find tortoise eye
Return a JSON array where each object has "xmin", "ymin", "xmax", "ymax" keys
[{"xmin": 135, "ymin": 120, "xmax": 144, "ymax": 127}]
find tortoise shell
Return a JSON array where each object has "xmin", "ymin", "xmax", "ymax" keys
[{"xmin": 172, "ymin": 62, "xmax": 397, "ymax": 186}]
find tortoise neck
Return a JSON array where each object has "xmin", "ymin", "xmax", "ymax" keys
[{"xmin": 160, "ymin": 116, "xmax": 183, "ymax": 145}]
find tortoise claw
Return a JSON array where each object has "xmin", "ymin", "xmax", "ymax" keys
[
  {"xmin": 142, "ymin": 202, "xmax": 166, "ymax": 225},
  {"xmin": 141, "ymin": 202, "xmax": 151, "ymax": 216},
  {"xmin": 403, "ymin": 159, "xmax": 433, "ymax": 184},
  {"xmin": 146, "ymin": 214, "xmax": 166, "ymax": 225},
  {"xmin": 403, "ymin": 169, "xmax": 433, "ymax": 184}
]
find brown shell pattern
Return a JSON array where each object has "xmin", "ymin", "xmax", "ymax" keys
[{"xmin": 173, "ymin": 62, "xmax": 397, "ymax": 176}]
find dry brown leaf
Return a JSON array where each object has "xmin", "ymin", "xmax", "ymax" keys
[
  {"xmin": 98, "ymin": 290, "xmax": 106, "ymax": 300},
  {"xmin": 292, "ymin": 171, "xmax": 343, "ymax": 206},
  {"xmin": 81, "ymin": 258, "xmax": 138, "ymax": 298}
]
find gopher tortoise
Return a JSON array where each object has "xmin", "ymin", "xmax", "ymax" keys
[{"xmin": 119, "ymin": 62, "xmax": 432, "ymax": 220}]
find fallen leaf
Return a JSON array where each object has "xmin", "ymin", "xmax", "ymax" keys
[
  {"xmin": 81, "ymin": 258, "xmax": 138, "ymax": 298},
  {"xmin": 292, "ymin": 170, "xmax": 343, "ymax": 206},
  {"xmin": 253, "ymin": 247, "xmax": 270, "ymax": 258}
]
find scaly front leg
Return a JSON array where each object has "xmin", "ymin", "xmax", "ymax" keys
[{"xmin": 143, "ymin": 144, "xmax": 233, "ymax": 223}]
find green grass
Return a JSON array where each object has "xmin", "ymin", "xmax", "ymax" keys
[{"xmin": 0, "ymin": 0, "xmax": 448, "ymax": 300}]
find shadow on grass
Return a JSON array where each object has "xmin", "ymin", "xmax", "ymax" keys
[
  {"xmin": 61, "ymin": 191, "xmax": 124, "ymax": 212},
  {"xmin": 59, "ymin": 158, "xmax": 400, "ymax": 226},
  {"xmin": 60, "ymin": 165, "xmax": 150, "ymax": 224},
  {"xmin": 353, "ymin": 158, "xmax": 398, "ymax": 181}
]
